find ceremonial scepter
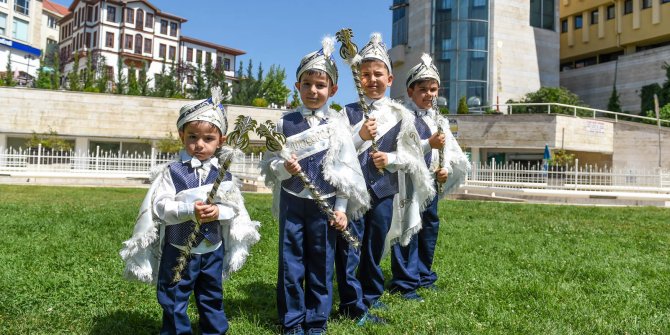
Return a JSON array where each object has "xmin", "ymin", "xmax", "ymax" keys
[
  {"xmin": 256, "ymin": 120, "xmax": 361, "ymax": 249},
  {"xmin": 433, "ymin": 97, "xmax": 445, "ymax": 194},
  {"xmin": 172, "ymin": 115, "xmax": 257, "ymax": 283},
  {"xmin": 336, "ymin": 28, "xmax": 383, "ymax": 174}
]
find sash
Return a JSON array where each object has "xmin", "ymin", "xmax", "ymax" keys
[{"xmin": 284, "ymin": 123, "xmax": 331, "ymax": 160}]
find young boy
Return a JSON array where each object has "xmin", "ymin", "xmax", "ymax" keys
[
  {"xmin": 260, "ymin": 37, "xmax": 370, "ymax": 335},
  {"xmin": 120, "ymin": 88, "xmax": 260, "ymax": 335},
  {"xmin": 389, "ymin": 54, "xmax": 471, "ymax": 299},
  {"xmin": 336, "ymin": 33, "xmax": 435, "ymax": 324}
]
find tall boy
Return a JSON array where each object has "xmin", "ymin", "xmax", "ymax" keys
[
  {"xmin": 120, "ymin": 88, "xmax": 261, "ymax": 335},
  {"xmin": 336, "ymin": 33, "xmax": 435, "ymax": 324},
  {"xmin": 260, "ymin": 37, "xmax": 370, "ymax": 335},
  {"xmin": 390, "ymin": 54, "xmax": 471, "ymax": 300}
]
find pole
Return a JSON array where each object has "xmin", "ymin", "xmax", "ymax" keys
[{"xmin": 654, "ymin": 94, "xmax": 661, "ymax": 168}]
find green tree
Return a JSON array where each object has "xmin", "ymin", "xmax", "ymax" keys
[
  {"xmin": 210, "ymin": 63, "xmax": 230, "ymax": 102},
  {"xmin": 329, "ymin": 101, "xmax": 342, "ymax": 111},
  {"xmin": 644, "ymin": 103, "xmax": 670, "ymax": 126},
  {"xmin": 640, "ymin": 83, "xmax": 661, "ymax": 115},
  {"xmin": 83, "ymin": 52, "xmax": 96, "ymax": 92},
  {"xmin": 34, "ymin": 66, "xmax": 53, "ymax": 89},
  {"xmin": 67, "ymin": 52, "xmax": 81, "ymax": 91},
  {"xmin": 252, "ymin": 97, "xmax": 268, "ymax": 107},
  {"xmin": 2, "ymin": 57, "xmax": 16, "ymax": 86},
  {"xmin": 607, "ymin": 85, "xmax": 622, "ymax": 114},
  {"xmin": 157, "ymin": 132, "xmax": 182, "ymax": 154},
  {"xmin": 231, "ymin": 60, "xmax": 257, "ymax": 105},
  {"xmin": 188, "ymin": 63, "xmax": 208, "ymax": 99},
  {"xmin": 25, "ymin": 128, "xmax": 72, "ymax": 151},
  {"xmin": 52, "ymin": 52, "xmax": 61, "ymax": 89},
  {"xmin": 290, "ymin": 87, "xmax": 301, "ymax": 108},
  {"xmin": 127, "ymin": 66, "xmax": 140, "ymax": 95},
  {"xmin": 507, "ymin": 86, "xmax": 585, "ymax": 115},
  {"xmin": 94, "ymin": 55, "xmax": 109, "ymax": 93},
  {"xmin": 115, "ymin": 57, "xmax": 126, "ymax": 94},
  {"xmin": 138, "ymin": 64, "xmax": 150, "ymax": 96},
  {"xmin": 262, "ymin": 65, "xmax": 290, "ymax": 107},
  {"xmin": 457, "ymin": 96, "xmax": 469, "ymax": 114}
]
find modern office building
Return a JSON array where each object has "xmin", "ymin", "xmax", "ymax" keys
[
  {"xmin": 389, "ymin": 0, "xmax": 560, "ymax": 112},
  {"xmin": 1, "ymin": 0, "xmax": 68, "ymax": 84},
  {"xmin": 559, "ymin": 0, "xmax": 670, "ymax": 113},
  {"xmin": 58, "ymin": 0, "xmax": 244, "ymax": 92}
]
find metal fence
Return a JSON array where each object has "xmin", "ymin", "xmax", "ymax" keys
[
  {"xmin": 466, "ymin": 158, "xmax": 670, "ymax": 194},
  {"xmin": 0, "ymin": 145, "xmax": 263, "ymax": 178}
]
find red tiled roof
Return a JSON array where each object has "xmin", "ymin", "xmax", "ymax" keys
[{"xmin": 43, "ymin": 0, "xmax": 70, "ymax": 17}]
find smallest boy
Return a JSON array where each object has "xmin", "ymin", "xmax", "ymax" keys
[
  {"xmin": 390, "ymin": 53, "xmax": 471, "ymax": 300},
  {"xmin": 261, "ymin": 37, "xmax": 369, "ymax": 335},
  {"xmin": 120, "ymin": 88, "xmax": 260, "ymax": 335}
]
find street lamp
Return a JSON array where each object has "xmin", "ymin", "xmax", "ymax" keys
[{"xmin": 24, "ymin": 54, "xmax": 34, "ymax": 85}]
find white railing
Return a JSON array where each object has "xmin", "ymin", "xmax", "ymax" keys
[
  {"xmin": 466, "ymin": 158, "xmax": 670, "ymax": 194},
  {"xmin": 0, "ymin": 145, "xmax": 263, "ymax": 179},
  {"xmin": 474, "ymin": 102, "xmax": 670, "ymax": 127}
]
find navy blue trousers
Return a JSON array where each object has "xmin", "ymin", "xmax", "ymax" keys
[
  {"xmin": 277, "ymin": 191, "xmax": 337, "ymax": 331},
  {"xmin": 157, "ymin": 243, "xmax": 228, "ymax": 335},
  {"xmin": 390, "ymin": 195, "xmax": 440, "ymax": 293},
  {"xmin": 336, "ymin": 193, "xmax": 394, "ymax": 311}
]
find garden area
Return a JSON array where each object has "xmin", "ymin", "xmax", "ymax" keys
[{"xmin": 0, "ymin": 185, "xmax": 668, "ymax": 334}]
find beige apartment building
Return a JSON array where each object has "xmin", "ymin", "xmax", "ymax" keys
[{"xmin": 559, "ymin": 0, "xmax": 670, "ymax": 113}]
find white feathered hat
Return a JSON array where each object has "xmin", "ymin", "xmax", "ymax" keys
[
  {"xmin": 296, "ymin": 36, "xmax": 339, "ymax": 84},
  {"xmin": 406, "ymin": 53, "xmax": 440, "ymax": 88},
  {"xmin": 176, "ymin": 86, "xmax": 228, "ymax": 134}
]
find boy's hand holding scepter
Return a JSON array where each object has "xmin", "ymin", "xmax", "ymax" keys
[
  {"xmin": 336, "ymin": 28, "xmax": 383, "ymax": 174},
  {"xmin": 257, "ymin": 120, "xmax": 361, "ymax": 250},
  {"xmin": 172, "ymin": 115, "xmax": 257, "ymax": 283}
]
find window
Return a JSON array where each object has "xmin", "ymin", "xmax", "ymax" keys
[
  {"xmin": 134, "ymin": 34, "xmax": 142, "ymax": 54},
  {"xmin": 169, "ymin": 22, "xmax": 177, "ymax": 37},
  {"xmin": 126, "ymin": 8, "xmax": 134, "ymax": 23},
  {"xmin": 196, "ymin": 50, "xmax": 202, "ymax": 64},
  {"xmin": 14, "ymin": 0, "xmax": 29, "ymax": 16},
  {"xmin": 391, "ymin": 0, "xmax": 408, "ymax": 47},
  {"xmin": 12, "ymin": 18, "xmax": 28, "ymax": 41},
  {"xmin": 205, "ymin": 52, "xmax": 211, "ymax": 64},
  {"xmin": 105, "ymin": 32, "xmax": 114, "ymax": 47},
  {"xmin": 607, "ymin": 5, "xmax": 615, "ymax": 19},
  {"xmin": 93, "ymin": 31, "xmax": 97, "ymax": 47},
  {"xmin": 642, "ymin": 0, "xmax": 652, "ymax": 9},
  {"xmin": 169, "ymin": 46, "xmax": 176, "ymax": 60},
  {"xmin": 186, "ymin": 48, "xmax": 193, "ymax": 62},
  {"xmin": 159, "ymin": 43, "xmax": 166, "ymax": 58},
  {"xmin": 530, "ymin": 0, "xmax": 555, "ymax": 31},
  {"xmin": 574, "ymin": 15, "xmax": 583, "ymax": 29},
  {"xmin": 144, "ymin": 38, "xmax": 151, "ymax": 53},
  {"xmin": 125, "ymin": 34, "xmax": 132, "ymax": 49},
  {"xmin": 86, "ymin": 32, "xmax": 91, "ymax": 48},
  {"xmin": 146, "ymin": 13, "xmax": 153, "ymax": 28},
  {"xmin": 94, "ymin": 5, "xmax": 98, "ymax": 21},
  {"xmin": 0, "ymin": 13, "xmax": 7, "ymax": 36},
  {"xmin": 107, "ymin": 6, "xmax": 116, "ymax": 22},
  {"xmin": 160, "ymin": 20, "xmax": 167, "ymax": 34},
  {"xmin": 624, "ymin": 0, "xmax": 633, "ymax": 14},
  {"xmin": 186, "ymin": 75, "xmax": 193, "ymax": 84},
  {"xmin": 224, "ymin": 58, "xmax": 231, "ymax": 71},
  {"xmin": 47, "ymin": 15, "xmax": 57, "ymax": 29},
  {"xmin": 136, "ymin": 9, "xmax": 144, "ymax": 29},
  {"xmin": 561, "ymin": 19, "xmax": 567, "ymax": 33},
  {"xmin": 87, "ymin": 6, "xmax": 93, "ymax": 22},
  {"xmin": 591, "ymin": 10, "xmax": 599, "ymax": 24}
]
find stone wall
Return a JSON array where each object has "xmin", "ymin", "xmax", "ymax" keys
[{"xmin": 0, "ymin": 87, "xmax": 283, "ymax": 148}]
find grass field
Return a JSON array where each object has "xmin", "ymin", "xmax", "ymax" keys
[{"xmin": 0, "ymin": 185, "xmax": 668, "ymax": 334}]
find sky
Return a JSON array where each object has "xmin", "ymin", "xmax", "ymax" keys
[{"xmin": 50, "ymin": 0, "xmax": 393, "ymax": 105}]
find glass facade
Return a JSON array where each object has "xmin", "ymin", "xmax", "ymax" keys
[
  {"xmin": 391, "ymin": 0, "xmax": 409, "ymax": 47},
  {"xmin": 433, "ymin": 0, "xmax": 489, "ymax": 112}
]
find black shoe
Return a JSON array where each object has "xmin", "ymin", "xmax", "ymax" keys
[
  {"xmin": 283, "ymin": 326, "xmax": 304, "ymax": 335},
  {"xmin": 306, "ymin": 328, "xmax": 326, "ymax": 335},
  {"xmin": 356, "ymin": 311, "xmax": 387, "ymax": 326}
]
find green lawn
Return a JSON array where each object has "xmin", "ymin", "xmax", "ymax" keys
[{"xmin": 0, "ymin": 185, "xmax": 668, "ymax": 334}]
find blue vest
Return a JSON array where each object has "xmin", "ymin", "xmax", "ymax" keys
[
  {"xmin": 280, "ymin": 111, "xmax": 336, "ymax": 196},
  {"xmin": 345, "ymin": 103, "xmax": 400, "ymax": 199},
  {"xmin": 164, "ymin": 161, "xmax": 232, "ymax": 246},
  {"xmin": 415, "ymin": 116, "xmax": 433, "ymax": 167}
]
